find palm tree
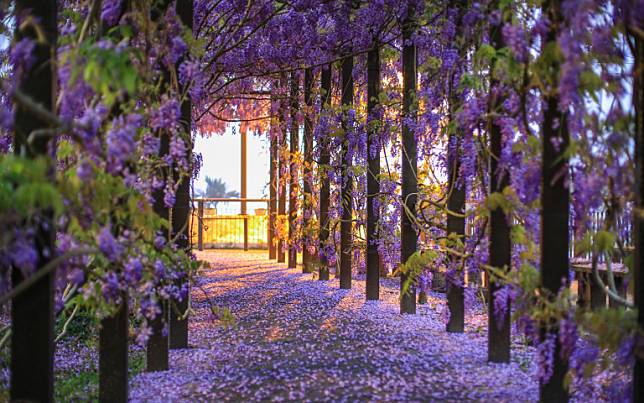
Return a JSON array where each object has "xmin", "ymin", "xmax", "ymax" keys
[{"xmin": 198, "ymin": 177, "xmax": 239, "ymax": 208}]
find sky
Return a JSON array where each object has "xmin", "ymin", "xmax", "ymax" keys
[{"xmin": 193, "ymin": 125, "xmax": 270, "ymax": 200}]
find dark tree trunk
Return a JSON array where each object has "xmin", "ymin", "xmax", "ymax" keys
[
  {"xmin": 269, "ymin": 94, "xmax": 278, "ymax": 260},
  {"xmin": 540, "ymin": 1, "xmax": 570, "ymax": 400},
  {"xmin": 366, "ymin": 45, "xmax": 381, "ymax": 301},
  {"xmin": 278, "ymin": 74, "xmax": 288, "ymax": 263},
  {"xmin": 169, "ymin": 0, "xmax": 193, "ymax": 351},
  {"xmin": 487, "ymin": 4, "xmax": 511, "ymax": 362},
  {"xmin": 288, "ymin": 72, "xmax": 300, "ymax": 269},
  {"xmin": 340, "ymin": 56, "xmax": 354, "ymax": 290},
  {"xmin": 11, "ymin": 2, "xmax": 57, "ymax": 401},
  {"xmin": 400, "ymin": 9, "xmax": 418, "ymax": 314},
  {"xmin": 99, "ymin": 297, "xmax": 128, "ymax": 402},
  {"xmin": 318, "ymin": 66, "xmax": 332, "ymax": 281},
  {"xmin": 303, "ymin": 68, "xmax": 314, "ymax": 273},
  {"xmin": 632, "ymin": 26, "xmax": 644, "ymax": 403}
]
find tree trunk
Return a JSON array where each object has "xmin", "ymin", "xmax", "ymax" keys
[
  {"xmin": 11, "ymin": 2, "xmax": 57, "ymax": 401},
  {"xmin": 487, "ymin": 2, "xmax": 511, "ymax": 362},
  {"xmin": 288, "ymin": 72, "xmax": 300, "ymax": 269},
  {"xmin": 366, "ymin": 45, "xmax": 381, "ymax": 300},
  {"xmin": 318, "ymin": 66, "xmax": 332, "ymax": 281},
  {"xmin": 400, "ymin": 8, "xmax": 418, "ymax": 314},
  {"xmin": 540, "ymin": 1, "xmax": 570, "ymax": 400},
  {"xmin": 340, "ymin": 56, "xmax": 354, "ymax": 289}
]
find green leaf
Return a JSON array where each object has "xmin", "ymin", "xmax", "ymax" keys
[
  {"xmin": 574, "ymin": 231, "xmax": 593, "ymax": 256},
  {"xmin": 57, "ymin": 140, "xmax": 75, "ymax": 160},
  {"xmin": 475, "ymin": 44, "xmax": 496, "ymax": 65},
  {"xmin": 594, "ymin": 230, "xmax": 615, "ymax": 254},
  {"xmin": 487, "ymin": 192, "xmax": 507, "ymax": 212},
  {"xmin": 580, "ymin": 70, "xmax": 603, "ymax": 95},
  {"xmin": 14, "ymin": 182, "xmax": 63, "ymax": 215}
]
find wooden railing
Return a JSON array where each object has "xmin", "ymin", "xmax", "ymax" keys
[{"xmin": 191, "ymin": 198, "xmax": 270, "ymax": 251}]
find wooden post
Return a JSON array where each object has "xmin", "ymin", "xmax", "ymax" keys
[
  {"xmin": 94, "ymin": 1, "xmax": 133, "ymax": 395},
  {"xmin": 168, "ymin": 0, "xmax": 193, "ymax": 350},
  {"xmin": 400, "ymin": 8, "xmax": 418, "ymax": 314},
  {"xmin": 99, "ymin": 297, "xmax": 128, "ymax": 402},
  {"xmin": 146, "ymin": 301, "xmax": 169, "ymax": 371},
  {"xmin": 170, "ymin": 180, "xmax": 190, "ymax": 349},
  {"xmin": 487, "ymin": 0, "xmax": 511, "ymax": 362},
  {"xmin": 11, "ymin": 1, "xmax": 57, "ymax": 401},
  {"xmin": 243, "ymin": 205, "xmax": 248, "ymax": 251},
  {"xmin": 148, "ymin": 0, "xmax": 172, "ymax": 372},
  {"xmin": 198, "ymin": 200, "xmax": 204, "ymax": 251},
  {"xmin": 278, "ymin": 74, "xmax": 287, "ymax": 263},
  {"xmin": 540, "ymin": 1, "xmax": 570, "ymax": 400},
  {"xmin": 302, "ymin": 68, "xmax": 314, "ymax": 273},
  {"xmin": 288, "ymin": 71, "xmax": 299, "ymax": 269},
  {"xmin": 241, "ymin": 129, "xmax": 248, "ymax": 251},
  {"xmin": 340, "ymin": 55, "xmax": 354, "ymax": 289},
  {"xmin": 445, "ymin": 161, "xmax": 466, "ymax": 326},
  {"xmin": 366, "ymin": 45, "xmax": 381, "ymax": 300},
  {"xmin": 266, "ymin": 200, "xmax": 271, "ymax": 251},
  {"xmin": 446, "ymin": 0, "xmax": 466, "ymax": 333},
  {"xmin": 269, "ymin": 99, "xmax": 278, "ymax": 259},
  {"xmin": 632, "ymin": 24, "xmax": 644, "ymax": 403},
  {"xmin": 318, "ymin": 66, "xmax": 332, "ymax": 281}
]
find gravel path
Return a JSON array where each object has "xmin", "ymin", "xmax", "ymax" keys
[{"xmin": 130, "ymin": 250, "xmax": 538, "ymax": 402}]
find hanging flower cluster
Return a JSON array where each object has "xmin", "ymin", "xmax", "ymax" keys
[{"xmin": 0, "ymin": 0, "xmax": 642, "ymax": 399}]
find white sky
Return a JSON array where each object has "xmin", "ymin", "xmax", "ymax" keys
[{"xmin": 193, "ymin": 125, "xmax": 270, "ymax": 199}]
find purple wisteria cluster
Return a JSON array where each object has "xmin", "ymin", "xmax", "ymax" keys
[{"xmin": 0, "ymin": 0, "xmax": 642, "ymax": 401}]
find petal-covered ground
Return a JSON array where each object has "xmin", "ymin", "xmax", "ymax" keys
[{"xmin": 130, "ymin": 250, "xmax": 538, "ymax": 402}]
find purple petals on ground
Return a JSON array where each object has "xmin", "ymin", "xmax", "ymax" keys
[{"xmin": 130, "ymin": 250, "xmax": 538, "ymax": 402}]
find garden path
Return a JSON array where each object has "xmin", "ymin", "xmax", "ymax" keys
[{"xmin": 130, "ymin": 250, "xmax": 537, "ymax": 402}]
